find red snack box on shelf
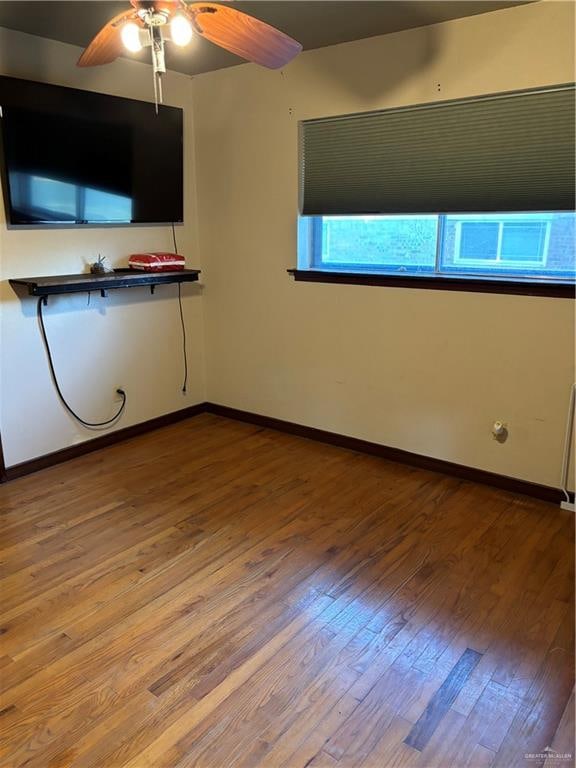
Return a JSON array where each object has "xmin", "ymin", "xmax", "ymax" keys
[{"xmin": 128, "ymin": 252, "xmax": 185, "ymax": 272}]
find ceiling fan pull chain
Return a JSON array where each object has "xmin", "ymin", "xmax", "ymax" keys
[
  {"xmin": 151, "ymin": 25, "xmax": 166, "ymax": 111},
  {"xmin": 152, "ymin": 71, "xmax": 158, "ymax": 113},
  {"xmin": 158, "ymin": 73, "xmax": 163, "ymax": 106}
]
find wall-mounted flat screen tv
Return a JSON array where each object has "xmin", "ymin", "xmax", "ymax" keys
[{"xmin": 0, "ymin": 76, "xmax": 183, "ymax": 226}]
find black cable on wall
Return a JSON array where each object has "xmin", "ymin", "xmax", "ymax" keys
[
  {"xmin": 37, "ymin": 297, "xmax": 126, "ymax": 428},
  {"xmin": 172, "ymin": 222, "xmax": 188, "ymax": 394}
]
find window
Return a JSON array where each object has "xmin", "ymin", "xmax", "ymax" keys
[
  {"xmin": 452, "ymin": 216, "xmax": 550, "ymax": 267},
  {"xmin": 297, "ymin": 86, "xmax": 575, "ymax": 294},
  {"xmin": 299, "ymin": 212, "xmax": 575, "ymax": 284},
  {"xmin": 311, "ymin": 215, "xmax": 438, "ymax": 273}
]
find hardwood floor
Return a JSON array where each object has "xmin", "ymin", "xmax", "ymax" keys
[{"xmin": 0, "ymin": 413, "xmax": 573, "ymax": 768}]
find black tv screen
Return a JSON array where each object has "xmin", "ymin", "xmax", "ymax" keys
[{"xmin": 0, "ymin": 76, "xmax": 183, "ymax": 226}]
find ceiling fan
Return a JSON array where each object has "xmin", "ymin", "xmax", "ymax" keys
[{"xmin": 78, "ymin": 0, "xmax": 302, "ymax": 110}]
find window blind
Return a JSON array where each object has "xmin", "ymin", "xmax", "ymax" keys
[{"xmin": 299, "ymin": 85, "xmax": 576, "ymax": 215}]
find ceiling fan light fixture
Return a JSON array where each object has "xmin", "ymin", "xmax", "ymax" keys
[
  {"xmin": 121, "ymin": 21, "xmax": 143, "ymax": 53},
  {"xmin": 170, "ymin": 15, "xmax": 193, "ymax": 47}
]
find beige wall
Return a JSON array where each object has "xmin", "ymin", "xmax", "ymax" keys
[
  {"xmin": 193, "ymin": 1, "xmax": 575, "ymax": 489},
  {"xmin": 0, "ymin": 28, "xmax": 204, "ymax": 467}
]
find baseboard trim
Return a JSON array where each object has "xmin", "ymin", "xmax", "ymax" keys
[
  {"xmin": 2, "ymin": 403, "xmax": 208, "ymax": 481},
  {"xmin": 2, "ymin": 400, "xmax": 572, "ymax": 505},
  {"xmin": 205, "ymin": 403, "xmax": 572, "ymax": 505}
]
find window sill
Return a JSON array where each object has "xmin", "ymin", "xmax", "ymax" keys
[{"xmin": 287, "ymin": 270, "xmax": 575, "ymax": 298}]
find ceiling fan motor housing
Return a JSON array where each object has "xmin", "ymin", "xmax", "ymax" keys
[{"xmin": 138, "ymin": 9, "xmax": 170, "ymax": 27}]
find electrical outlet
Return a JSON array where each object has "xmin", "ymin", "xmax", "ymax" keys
[{"xmin": 492, "ymin": 421, "xmax": 508, "ymax": 443}]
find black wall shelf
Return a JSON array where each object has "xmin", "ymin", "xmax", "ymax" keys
[{"xmin": 10, "ymin": 268, "xmax": 201, "ymax": 298}]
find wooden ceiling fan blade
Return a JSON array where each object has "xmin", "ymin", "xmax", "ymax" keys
[
  {"xmin": 187, "ymin": 3, "xmax": 302, "ymax": 69},
  {"xmin": 78, "ymin": 10, "xmax": 139, "ymax": 67}
]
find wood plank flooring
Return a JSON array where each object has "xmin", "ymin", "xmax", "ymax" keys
[{"xmin": 0, "ymin": 413, "xmax": 573, "ymax": 768}]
